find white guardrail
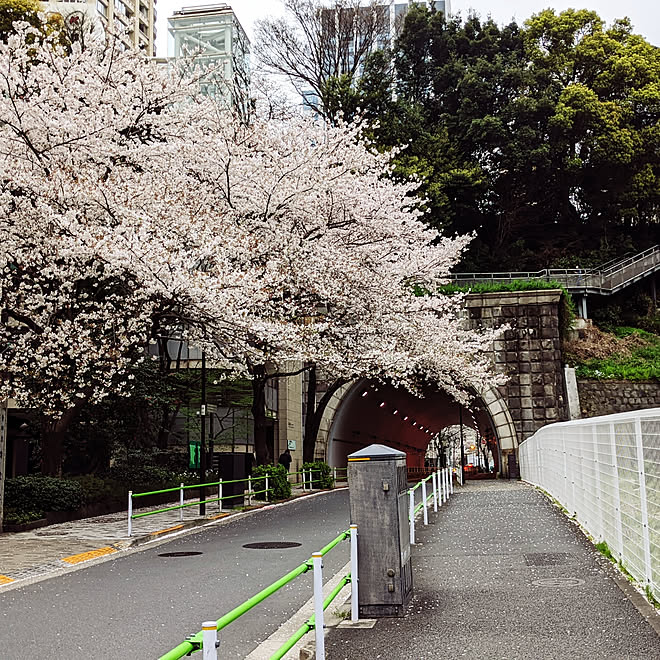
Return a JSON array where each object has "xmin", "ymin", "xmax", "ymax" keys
[{"xmin": 519, "ymin": 409, "xmax": 660, "ymax": 602}]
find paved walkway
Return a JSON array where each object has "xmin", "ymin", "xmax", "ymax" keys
[{"xmin": 327, "ymin": 480, "xmax": 660, "ymax": 660}]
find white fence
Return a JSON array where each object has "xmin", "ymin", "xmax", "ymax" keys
[{"xmin": 519, "ymin": 409, "xmax": 660, "ymax": 602}]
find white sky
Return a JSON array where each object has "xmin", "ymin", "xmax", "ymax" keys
[{"xmin": 155, "ymin": 0, "xmax": 660, "ymax": 57}]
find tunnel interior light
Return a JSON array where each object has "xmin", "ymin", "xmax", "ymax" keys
[
  {"xmin": 412, "ymin": 421, "xmax": 417, "ymax": 426},
  {"xmin": 361, "ymin": 391, "xmax": 368, "ymax": 397},
  {"xmin": 392, "ymin": 409, "xmax": 398, "ymax": 415},
  {"xmin": 379, "ymin": 401, "xmax": 386, "ymax": 408},
  {"xmin": 403, "ymin": 416, "xmax": 409, "ymax": 421}
]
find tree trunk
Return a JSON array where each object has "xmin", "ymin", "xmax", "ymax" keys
[
  {"xmin": 39, "ymin": 405, "xmax": 80, "ymax": 476},
  {"xmin": 250, "ymin": 366, "xmax": 270, "ymax": 465},
  {"xmin": 303, "ymin": 374, "xmax": 347, "ymax": 464}
]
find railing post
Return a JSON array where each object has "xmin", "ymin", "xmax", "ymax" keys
[
  {"xmin": 180, "ymin": 483, "xmax": 184, "ymax": 522},
  {"xmin": 432, "ymin": 471, "xmax": 438, "ymax": 512},
  {"xmin": 449, "ymin": 466, "xmax": 454, "ymax": 494},
  {"xmin": 202, "ymin": 621, "xmax": 218, "ymax": 660},
  {"xmin": 634, "ymin": 417, "xmax": 652, "ymax": 585},
  {"xmin": 609, "ymin": 422, "xmax": 624, "ymax": 560},
  {"xmin": 218, "ymin": 480, "xmax": 223, "ymax": 512},
  {"xmin": 127, "ymin": 490, "xmax": 133, "ymax": 538},
  {"xmin": 313, "ymin": 552, "xmax": 325, "ymax": 660},
  {"xmin": 408, "ymin": 489, "xmax": 415, "ymax": 545},
  {"xmin": 421, "ymin": 479, "xmax": 428, "ymax": 526},
  {"xmin": 333, "ymin": 467, "xmax": 337, "ymax": 482},
  {"xmin": 248, "ymin": 476, "xmax": 253, "ymax": 506},
  {"xmin": 445, "ymin": 468, "xmax": 449, "ymax": 501},
  {"xmin": 265, "ymin": 475, "xmax": 269, "ymax": 502},
  {"xmin": 350, "ymin": 524, "xmax": 359, "ymax": 622}
]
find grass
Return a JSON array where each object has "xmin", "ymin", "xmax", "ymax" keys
[
  {"xmin": 438, "ymin": 279, "xmax": 568, "ymax": 295},
  {"xmin": 574, "ymin": 327, "xmax": 660, "ymax": 380}
]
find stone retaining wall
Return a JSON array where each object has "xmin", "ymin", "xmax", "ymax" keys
[{"xmin": 577, "ymin": 380, "xmax": 660, "ymax": 418}]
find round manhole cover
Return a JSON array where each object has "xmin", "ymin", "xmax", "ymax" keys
[
  {"xmin": 532, "ymin": 577, "xmax": 585, "ymax": 587},
  {"xmin": 243, "ymin": 542, "xmax": 302, "ymax": 550},
  {"xmin": 158, "ymin": 551, "xmax": 204, "ymax": 558}
]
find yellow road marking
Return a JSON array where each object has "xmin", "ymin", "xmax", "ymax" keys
[
  {"xmin": 61, "ymin": 547, "xmax": 117, "ymax": 564},
  {"xmin": 151, "ymin": 524, "xmax": 184, "ymax": 536},
  {"xmin": 0, "ymin": 575, "xmax": 15, "ymax": 585},
  {"xmin": 208, "ymin": 513, "xmax": 230, "ymax": 520}
]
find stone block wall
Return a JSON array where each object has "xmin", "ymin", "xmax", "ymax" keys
[
  {"xmin": 465, "ymin": 290, "xmax": 568, "ymax": 445},
  {"xmin": 577, "ymin": 380, "xmax": 660, "ymax": 418}
]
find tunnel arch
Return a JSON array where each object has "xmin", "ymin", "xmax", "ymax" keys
[{"xmin": 315, "ymin": 379, "xmax": 519, "ymax": 477}]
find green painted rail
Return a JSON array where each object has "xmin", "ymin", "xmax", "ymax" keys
[{"xmin": 158, "ymin": 529, "xmax": 350, "ymax": 660}]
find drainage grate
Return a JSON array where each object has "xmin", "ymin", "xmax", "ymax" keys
[
  {"xmin": 243, "ymin": 542, "xmax": 302, "ymax": 550},
  {"xmin": 524, "ymin": 552, "xmax": 572, "ymax": 566},
  {"xmin": 158, "ymin": 551, "xmax": 203, "ymax": 558}
]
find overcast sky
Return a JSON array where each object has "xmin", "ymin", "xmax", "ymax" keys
[{"xmin": 155, "ymin": 0, "xmax": 660, "ymax": 57}]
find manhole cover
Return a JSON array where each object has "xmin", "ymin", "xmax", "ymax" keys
[
  {"xmin": 532, "ymin": 577, "xmax": 584, "ymax": 587},
  {"xmin": 524, "ymin": 553, "xmax": 572, "ymax": 566},
  {"xmin": 243, "ymin": 542, "xmax": 302, "ymax": 550},
  {"xmin": 158, "ymin": 551, "xmax": 204, "ymax": 558}
]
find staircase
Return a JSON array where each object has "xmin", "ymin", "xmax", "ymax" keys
[{"xmin": 450, "ymin": 245, "xmax": 660, "ymax": 296}]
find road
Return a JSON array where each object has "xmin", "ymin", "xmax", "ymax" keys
[{"xmin": 0, "ymin": 490, "xmax": 350, "ymax": 659}]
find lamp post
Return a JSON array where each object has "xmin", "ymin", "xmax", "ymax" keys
[{"xmin": 199, "ymin": 351, "xmax": 207, "ymax": 515}]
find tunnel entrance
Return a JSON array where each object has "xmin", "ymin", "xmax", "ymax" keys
[{"xmin": 324, "ymin": 379, "xmax": 518, "ymax": 478}]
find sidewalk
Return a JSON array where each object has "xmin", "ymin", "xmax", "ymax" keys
[
  {"xmin": 326, "ymin": 480, "xmax": 660, "ymax": 660},
  {"xmin": 0, "ymin": 483, "xmax": 319, "ymax": 590}
]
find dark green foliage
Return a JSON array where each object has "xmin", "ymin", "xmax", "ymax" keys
[
  {"xmin": 4, "ymin": 476, "xmax": 83, "ymax": 513},
  {"xmin": 302, "ymin": 461, "xmax": 334, "ymax": 489},
  {"xmin": 251, "ymin": 464, "xmax": 291, "ymax": 501},
  {"xmin": 2, "ymin": 508, "xmax": 45, "ymax": 525}
]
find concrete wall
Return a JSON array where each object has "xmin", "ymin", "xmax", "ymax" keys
[{"xmin": 577, "ymin": 380, "xmax": 660, "ymax": 418}]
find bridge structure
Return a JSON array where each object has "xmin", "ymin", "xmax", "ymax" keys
[{"xmin": 311, "ymin": 248, "xmax": 660, "ymax": 479}]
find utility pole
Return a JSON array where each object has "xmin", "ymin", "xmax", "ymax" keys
[
  {"xmin": 199, "ymin": 351, "xmax": 207, "ymax": 515},
  {"xmin": 0, "ymin": 400, "xmax": 7, "ymax": 534}
]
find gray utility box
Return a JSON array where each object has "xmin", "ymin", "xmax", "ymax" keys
[{"xmin": 348, "ymin": 444, "xmax": 413, "ymax": 617}]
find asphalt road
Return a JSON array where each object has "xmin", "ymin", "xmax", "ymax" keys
[{"xmin": 0, "ymin": 490, "xmax": 350, "ymax": 659}]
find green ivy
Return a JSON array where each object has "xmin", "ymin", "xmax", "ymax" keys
[{"xmin": 251, "ymin": 464, "xmax": 291, "ymax": 501}]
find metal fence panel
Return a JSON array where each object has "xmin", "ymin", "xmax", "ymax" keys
[{"xmin": 520, "ymin": 409, "xmax": 660, "ymax": 603}]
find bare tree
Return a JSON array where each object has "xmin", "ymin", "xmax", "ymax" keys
[{"xmin": 254, "ymin": 0, "xmax": 391, "ymax": 117}]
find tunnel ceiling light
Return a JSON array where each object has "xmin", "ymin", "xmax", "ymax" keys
[
  {"xmin": 392, "ymin": 409, "xmax": 398, "ymax": 415},
  {"xmin": 379, "ymin": 401, "xmax": 386, "ymax": 408},
  {"xmin": 412, "ymin": 421, "xmax": 417, "ymax": 426},
  {"xmin": 403, "ymin": 416, "xmax": 408, "ymax": 421},
  {"xmin": 361, "ymin": 391, "xmax": 368, "ymax": 397}
]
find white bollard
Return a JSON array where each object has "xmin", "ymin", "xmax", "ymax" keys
[
  {"xmin": 408, "ymin": 489, "xmax": 415, "ymax": 545},
  {"xmin": 180, "ymin": 483, "xmax": 184, "ymax": 522},
  {"xmin": 218, "ymin": 480, "xmax": 223, "ymax": 512},
  {"xmin": 313, "ymin": 552, "xmax": 325, "ymax": 660},
  {"xmin": 432, "ymin": 472, "xmax": 438, "ymax": 512},
  {"xmin": 265, "ymin": 475, "xmax": 269, "ymax": 502},
  {"xmin": 248, "ymin": 476, "xmax": 253, "ymax": 506},
  {"xmin": 202, "ymin": 621, "xmax": 218, "ymax": 660},
  {"xmin": 127, "ymin": 491, "xmax": 133, "ymax": 538},
  {"xmin": 350, "ymin": 525, "xmax": 359, "ymax": 622},
  {"xmin": 422, "ymin": 479, "xmax": 428, "ymax": 525}
]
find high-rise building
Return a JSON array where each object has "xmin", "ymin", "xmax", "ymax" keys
[
  {"xmin": 42, "ymin": 0, "xmax": 157, "ymax": 55},
  {"xmin": 168, "ymin": 4, "xmax": 250, "ymax": 103}
]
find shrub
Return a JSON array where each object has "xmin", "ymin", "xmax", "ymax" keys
[
  {"xmin": 302, "ymin": 461, "xmax": 334, "ymax": 489},
  {"xmin": 4, "ymin": 476, "xmax": 83, "ymax": 513},
  {"xmin": 252, "ymin": 464, "xmax": 291, "ymax": 501},
  {"xmin": 2, "ymin": 507, "xmax": 45, "ymax": 525}
]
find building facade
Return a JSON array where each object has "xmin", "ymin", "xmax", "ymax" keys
[
  {"xmin": 42, "ymin": 0, "xmax": 157, "ymax": 55},
  {"xmin": 167, "ymin": 4, "xmax": 249, "ymax": 103}
]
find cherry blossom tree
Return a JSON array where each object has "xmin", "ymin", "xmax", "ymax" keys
[{"xmin": 0, "ymin": 26, "xmax": 503, "ymax": 474}]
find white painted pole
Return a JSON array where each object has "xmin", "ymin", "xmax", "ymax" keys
[
  {"xmin": 432, "ymin": 471, "xmax": 438, "ymax": 512},
  {"xmin": 409, "ymin": 489, "xmax": 415, "ymax": 545},
  {"xmin": 127, "ymin": 491, "xmax": 133, "ymax": 538},
  {"xmin": 265, "ymin": 475, "xmax": 269, "ymax": 502},
  {"xmin": 218, "ymin": 480, "xmax": 223, "ymax": 512},
  {"xmin": 333, "ymin": 467, "xmax": 337, "ymax": 482},
  {"xmin": 313, "ymin": 552, "xmax": 325, "ymax": 660},
  {"xmin": 179, "ymin": 483, "xmax": 184, "ymax": 522},
  {"xmin": 202, "ymin": 621, "xmax": 218, "ymax": 660},
  {"xmin": 350, "ymin": 525, "xmax": 359, "ymax": 622},
  {"xmin": 444, "ymin": 468, "xmax": 449, "ymax": 501},
  {"xmin": 449, "ymin": 466, "xmax": 454, "ymax": 494},
  {"xmin": 422, "ymin": 479, "xmax": 428, "ymax": 525},
  {"xmin": 248, "ymin": 476, "xmax": 253, "ymax": 506},
  {"xmin": 634, "ymin": 417, "xmax": 652, "ymax": 585}
]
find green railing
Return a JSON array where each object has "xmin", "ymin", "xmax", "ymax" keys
[
  {"xmin": 158, "ymin": 526, "xmax": 358, "ymax": 660},
  {"xmin": 127, "ymin": 470, "xmax": 323, "ymax": 537}
]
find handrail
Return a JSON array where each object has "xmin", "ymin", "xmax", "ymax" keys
[{"xmin": 158, "ymin": 529, "xmax": 352, "ymax": 660}]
